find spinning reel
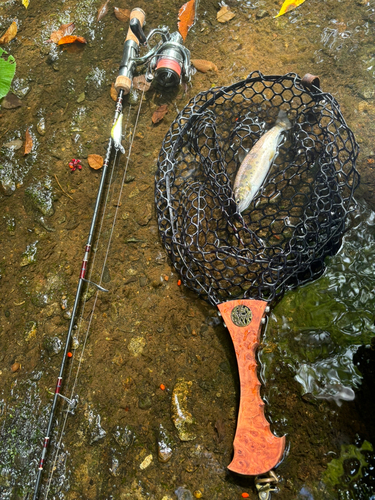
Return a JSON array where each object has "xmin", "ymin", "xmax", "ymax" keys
[{"xmin": 115, "ymin": 8, "xmax": 192, "ymax": 95}]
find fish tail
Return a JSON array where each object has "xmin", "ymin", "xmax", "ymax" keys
[{"xmin": 276, "ymin": 109, "xmax": 292, "ymax": 130}]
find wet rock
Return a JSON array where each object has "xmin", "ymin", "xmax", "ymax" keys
[
  {"xmin": 109, "ymin": 454, "xmax": 120, "ymax": 476},
  {"xmin": 102, "ymin": 265, "xmax": 111, "ymax": 283},
  {"xmin": 175, "ymin": 487, "xmax": 193, "ymax": 500},
  {"xmin": 256, "ymin": 9, "xmax": 269, "ymax": 18},
  {"xmin": 89, "ymin": 413, "xmax": 107, "ymax": 444},
  {"xmin": 157, "ymin": 424, "xmax": 173, "ymax": 463},
  {"xmin": 136, "ymin": 203, "xmax": 152, "ymax": 226},
  {"xmin": 30, "ymin": 273, "xmax": 66, "ymax": 308},
  {"xmin": 20, "ymin": 241, "xmax": 38, "ymax": 267},
  {"xmin": 85, "ymin": 67, "xmax": 106, "ymax": 101},
  {"xmin": 171, "ymin": 378, "xmax": 196, "ymax": 441},
  {"xmin": 138, "ymin": 394, "xmax": 152, "ymax": 410},
  {"xmin": 24, "ymin": 321, "xmax": 37, "ymax": 342},
  {"xmin": 37, "ymin": 117, "xmax": 46, "ymax": 136},
  {"xmin": 5, "ymin": 216, "xmax": 16, "ymax": 234},
  {"xmin": 1, "ymin": 93, "xmax": 23, "ymax": 109},
  {"xmin": 11, "ymin": 362, "xmax": 21, "ymax": 372},
  {"xmin": 112, "ymin": 425, "xmax": 136, "ymax": 449},
  {"xmin": 128, "ymin": 336, "xmax": 146, "ymax": 357},
  {"xmin": 24, "ymin": 178, "xmax": 55, "ymax": 217},
  {"xmin": 77, "ymin": 92, "xmax": 86, "ymax": 103},
  {"xmin": 43, "ymin": 336, "xmax": 63, "ymax": 356}
]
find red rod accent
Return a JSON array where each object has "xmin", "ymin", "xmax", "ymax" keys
[
  {"xmin": 85, "ymin": 245, "xmax": 91, "ymax": 253},
  {"xmin": 55, "ymin": 377, "xmax": 62, "ymax": 394},
  {"xmin": 80, "ymin": 261, "xmax": 87, "ymax": 279}
]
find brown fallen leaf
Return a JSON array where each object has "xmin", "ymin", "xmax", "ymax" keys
[
  {"xmin": 0, "ymin": 21, "xmax": 18, "ymax": 45},
  {"xmin": 178, "ymin": 0, "xmax": 196, "ymax": 41},
  {"xmin": 88, "ymin": 154, "xmax": 104, "ymax": 170},
  {"xmin": 47, "ymin": 22, "xmax": 75, "ymax": 43},
  {"xmin": 217, "ymin": 4, "xmax": 235, "ymax": 23},
  {"xmin": 24, "ymin": 128, "xmax": 33, "ymax": 155},
  {"xmin": 152, "ymin": 104, "xmax": 168, "ymax": 124},
  {"xmin": 191, "ymin": 59, "xmax": 218, "ymax": 73},
  {"xmin": 114, "ymin": 6, "xmax": 131, "ymax": 22},
  {"xmin": 58, "ymin": 35, "xmax": 87, "ymax": 45},
  {"xmin": 97, "ymin": 0, "xmax": 110, "ymax": 21},
  {"xmin": 132, "ymin": 75, "xmax": 151, "ymax": 92},
  {"xmin": 110, "ymin": 82, "xmax": 117, "ymax": 101}
]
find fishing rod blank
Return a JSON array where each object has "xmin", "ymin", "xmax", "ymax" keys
[{"xmin": 32, "ymin": 8, "xmax": 145, "ymax": 499}]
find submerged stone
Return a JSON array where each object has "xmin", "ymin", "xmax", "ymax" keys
[
  {"xmin": 112, "ymin": 425, "xmax": 136, "ymax": 449},
  {"xmin": 37, "ymin": 117, "xmax": 46, "ymax": 136},
  {"xmin": 20, "ymin": 241, "xmax": 38, "ymax": 267},
  {"xmin": 24, "ymin": 178, "xmax": 54, "ymax": 217},
  {"xmin": 157, "ymin": 424, "xmax": 174, "ymax": 463},
  {"xmin": 175, "ymin": 487, "xmax": 193, "ymax": 500},
  {"xmin": 171, "ymin": 378, "xmax": 196, "ymax": 441},
  {"xmin": 43, "ymin": 336, "xmax": 63, "ymax": 356},
  {"xmin": 24, "ymin": 321, "xmax": 37, "ymax": 342}
]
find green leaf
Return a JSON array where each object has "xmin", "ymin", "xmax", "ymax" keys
[{"xmin": 0, "ymin": 47, "xmax": 16, "ymax": 100}]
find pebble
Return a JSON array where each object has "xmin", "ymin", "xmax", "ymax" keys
[
  {"xmin": 11, "ymin": 362, "xmax": 21, "ymax": 372},
  {"xmin": 128, "ymin": 336, "xmax": 146, "ymax": 357},
  {"xmin": 157, "ymin": 424, "xmax": 173, "ymax": 463},
  {"xmin": 37, "ymin": 117, "xmax": 46, "ymax": 136},
  {"xmin": 139, "ymin": 453, "xmax": 153, "ymax": 470},
  {"xmin": 175, "ymin": 487, "xmax": 193, "ymax": 500},
  {"xmin": 171, "ymin": 378, "xmax": 196, "ymax": 441},
  {"xmin": 24, "ymin": 321, "xmax": 37, "ymax": 342}
]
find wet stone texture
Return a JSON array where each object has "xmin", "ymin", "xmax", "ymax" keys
[{"xmin": 1, "ymin": 0, "xmax": 375, "ymax": 499}]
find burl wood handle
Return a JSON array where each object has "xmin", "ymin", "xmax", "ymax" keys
[{"xmin": 217, "ymin": 299, "xmax": 285, "ymax": 476}]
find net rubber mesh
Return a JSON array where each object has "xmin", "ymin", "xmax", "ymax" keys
[{"xmin": 155, "ymin": 72, "xmax": 359, "ymax": 306}]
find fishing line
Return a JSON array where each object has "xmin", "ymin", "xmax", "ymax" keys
[{"xmin": 42, "ymin": 89, "xmax": 144, "ymax": 497}]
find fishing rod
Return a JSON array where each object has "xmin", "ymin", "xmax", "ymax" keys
[{"xmin": 32, "ymin": 7, "xmax": 192, "ymax": 499}]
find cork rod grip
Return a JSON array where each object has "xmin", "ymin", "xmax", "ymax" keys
[
  {"xmin": 217, "ymin": 299, "xmax": 285, "ymax": 476},
  {"xmin": 125, "ymin": 8, "xmax": 145, "ymax": 45},
  {"xmin": 115, "ymin": 8, "xmax": 146, "ymax": 94}
]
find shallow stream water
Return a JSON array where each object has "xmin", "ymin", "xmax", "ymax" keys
[{"xmin": 1, "ymin": 0, "xmax": 375, "ymax": 499}]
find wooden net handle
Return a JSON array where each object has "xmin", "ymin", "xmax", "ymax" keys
[{"xmin": 217, "ymin": 299, "xmax": 286, "ymax": 476}]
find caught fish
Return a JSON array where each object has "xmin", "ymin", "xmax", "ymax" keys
[
  {"xmin": 111, "ymin": 113, "xmax": 125, "ymax": 154},
  {"xmin": 233, "ymin": 110, "xmax": 292, "ymax": 213}
]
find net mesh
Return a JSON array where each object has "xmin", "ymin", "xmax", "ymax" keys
[{"xmin": 155, "ymin": 72, "xmax": 359, "ymax": 306}]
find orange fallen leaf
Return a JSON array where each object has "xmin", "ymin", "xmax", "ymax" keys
[
  {"xmin": 0, "ymin": 21, "xmax": 18, "ymax": 45},
  {"xmin": 217, "ymin": 4, "xmax": 235, "ymax": 23},
  {"xmin": 152, "ymin": 104, "xmax": 168, "ymax": 124},
  {"xmin": 58, "ymin": 35, "xmax": 87, "ymax": 45},
  {"xmin": 132, "ymin": 75, "xmax": 151, "ymax": 92},
  {"xmin": 47, "ymin": 22, "xmax": 75, "ymax": 43},
  {"xmin": 191, "ymin": 59, "xmax": 218, "ymax": 73},
  {"xmin": 178, "ymin": 0, "xmax": 196, "ymax": 41},
  {"xmin": 110, "ymin": 82, "xmax": 117, "ymax": 101},
  {"xmin": 274, "ymin": 0, "xmax": 306, "ymax": 17},
  {"xmin": 88, "ymin": 154, "xmax": 104, "ymax": 170},
  {"xmin": 114, "ymin": 6, "xmax": 131, "ymax": 22},
  {"xmin": 97, "ymin": 0, "xmax": 110, "ymax": 21},
  {"xmin": 24, "ymin": 128, "xmax": 33, "ymax": 155}
]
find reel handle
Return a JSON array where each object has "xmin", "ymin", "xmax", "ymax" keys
[
  {"xmin": 115, "ymin": 8, "xmax": 146, "ymax": 94},
  {"xmin": 130, "ymin": 17, "xmax": 147, "ymax": 45},
  {"xmin": 217, "ymin": 299, "xmax": 286, "ymax": 476}
]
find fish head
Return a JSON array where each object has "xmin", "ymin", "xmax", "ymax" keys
[{"xmin": 233, "ymin": 185, "xmax": 250, "ymax": 214}]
